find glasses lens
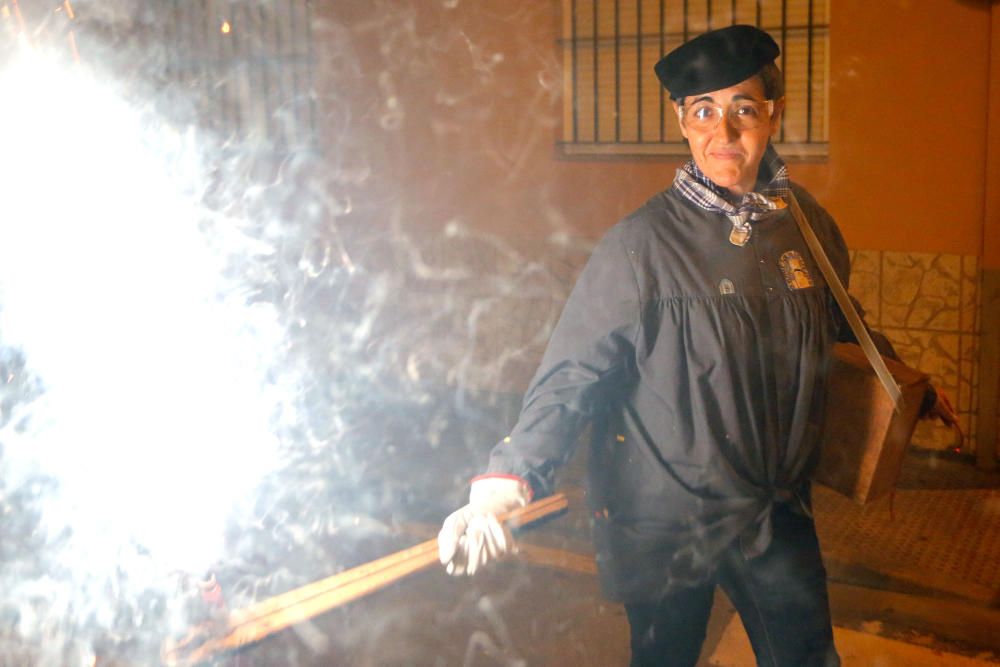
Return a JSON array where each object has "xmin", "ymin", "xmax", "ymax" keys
[
  {"xmin": 683, "ymin": 103, "xmax": 721, "ymax": 130},
  {"xmin": 683, "ymin": 101, "xmax": 770, "ymax": 130},
  {"xmin": 729, "ymin": 101, "xmax": 768, "ymax": 129}
]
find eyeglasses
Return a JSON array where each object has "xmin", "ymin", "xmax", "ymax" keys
[{"xmin": 678, "ymin": 99, "xmax": 775, "ymax": 131}]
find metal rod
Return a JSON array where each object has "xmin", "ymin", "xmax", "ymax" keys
[
  {"xmin": 614, "ymin": 0, "xmax": 620, "ymax": 141},
  {"xmin": 592, "ymin": 0, "xmax": 599, "ymax": 141},
  {"xmin": 779, "ymin": 0, "xmax": 787, "ymax": 143},
  {"xmin": 807, "ymin": 0, "xmax": 814, "ymax": 142},
  {"xmin": 636, "ymin": 0, "xmax": 641, "ymax": 142},
  {"xmin": 571, "ymin": 0, "xmax": 579, "ymax": 142},
  {"xmin": 683, "ymin": 0, "xmax": 688, "ymax": 41},
  {"xmin": 659, "ymin": 0, "xmax": 665, "ymax": 141}
]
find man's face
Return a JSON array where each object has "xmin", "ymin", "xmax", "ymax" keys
[{"xmin": 673, "ymin": 75, "xmax": 783, "ymax": 196}]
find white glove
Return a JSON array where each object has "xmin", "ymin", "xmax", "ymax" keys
[{"xmin": 437, "ymin": 475, "xmax": 532, "ymax": 576}]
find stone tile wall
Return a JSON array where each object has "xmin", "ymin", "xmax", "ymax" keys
[{"xmin": 849, "ymin": 251, "xmax": 979, "ymax": 453}]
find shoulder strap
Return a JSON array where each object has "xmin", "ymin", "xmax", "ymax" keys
[{"xmin": 786, "ymin": 191, "xmax": 903, "ymax": 410}]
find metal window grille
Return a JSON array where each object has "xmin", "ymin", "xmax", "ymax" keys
[
  {"xmin": 560, "ymin": 0, "xmax": 829, "ymax": 157},
  {"xmin": 163, "ymin": 0, "xmax": 317, "ymax": 153}
]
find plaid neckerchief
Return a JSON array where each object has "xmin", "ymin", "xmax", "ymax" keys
[{"xmin": 672, "ymin": 144, "xmax": 790, "ymax": 245}]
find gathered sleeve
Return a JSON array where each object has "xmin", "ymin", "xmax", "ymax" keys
[{"xmin": 485, "ymin": 226, "xmax": 641, "ymax": 497}]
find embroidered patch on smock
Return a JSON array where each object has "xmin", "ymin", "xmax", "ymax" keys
[
  {"xmin": 718, "ymin": 278, "xmax": 736, "ymax": 295},
  {"xmin": 779, "ymin": 250, "xmax": 815, "ymax": 290}
]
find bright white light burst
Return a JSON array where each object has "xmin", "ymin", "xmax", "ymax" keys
[{"xmin": 0, "ymin": 49, "xmax": 285, "ymax": 574}]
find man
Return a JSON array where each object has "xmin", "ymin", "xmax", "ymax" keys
[{"xmin": 438, "ymin": 25, "xmax": 954, "ymax": 666}]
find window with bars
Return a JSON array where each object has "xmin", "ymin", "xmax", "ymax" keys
[
  {"xmin": 559, "ymin": 0, "xmax": 829, "ymax": 157},
  {"xmin": 162, "ymin": 0, "xmax": 317, "ymax": 152}
]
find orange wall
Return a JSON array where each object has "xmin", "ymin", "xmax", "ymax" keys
[
  {"xmin": 987, "ymin": 2, "xmax": 1000, "ymax": 270},
  {"xmin": 314, "ymin": 2, "xmax": 995, "ymax": 256},
  {"xmin": 807, "ymin": 0, "xmax": 991, "ymax": 255}
]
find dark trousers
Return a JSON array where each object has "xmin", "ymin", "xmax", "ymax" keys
[{"xmin": 624, "ymin": 504, "xmax": 839, "ymax": 667}]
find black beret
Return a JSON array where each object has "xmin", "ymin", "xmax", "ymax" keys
[{"xmin": 654, "ymin": 25, "xmax": 779, "ymax": 100}]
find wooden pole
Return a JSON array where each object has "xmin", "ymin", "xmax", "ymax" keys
[{"xmin": 162, "ymin": 493, "xmax": 568, "ymax": 666}]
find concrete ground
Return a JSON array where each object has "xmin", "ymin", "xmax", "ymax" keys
[{"xmin": 217, "ymin": 449, "xmax": 1000, "ymax": 666}]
